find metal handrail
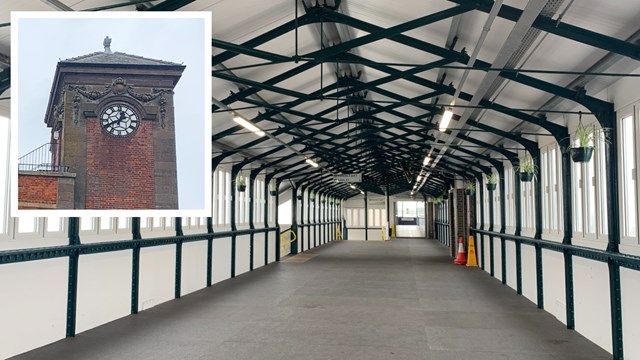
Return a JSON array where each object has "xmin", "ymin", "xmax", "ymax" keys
[
  {"xmin": 279, "ymin": 228, "xmax": 297, "ymax": 254},
  {"xmin": 18, "ymin": 142, "xmax": 69, "ymax": 172}
]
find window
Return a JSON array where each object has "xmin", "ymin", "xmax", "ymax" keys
[
  {"xmin": 620, "ymin": 110, "xmax": 638, "ymax": 241},
  {"xmin": 46, "ymin": 217, "xmax": 64, "ymax": 233},
  {"xmin": 505, "ymin": 168, "xmax": 515, "ymax": 228},
  {"xmin": 569, "ymin": 121, "xmax": 610, "ymax": 240}
]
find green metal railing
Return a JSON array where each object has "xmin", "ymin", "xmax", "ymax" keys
[
  {"xmin": 0, "ymin": 216, "xmax": 340, "ymax": 339},
  {"xmin": 471, "ymin": 227, "xmax": 640, "ymax": 359}
]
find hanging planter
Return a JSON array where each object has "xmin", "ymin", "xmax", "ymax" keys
[
  {"xmin": 570, "ymin": 146, "xmax": 594, "ymax": 163},
  {"xmin": 465, "ymin": 182, "xmax": 475, "ymax": 196},
  {"xmin": 309, "ymin": 193, "xmax": 315, "ymax": 203},
  {"xmin": 486, "ymin": 173, "xmax": 498, "ymax": 191},
  {"xmin": 520, "ymin": 172, "xmax": 534, "ymax": 182},
  {"xmin": 517, "ymin": 155, "xmax": 536, "ymax": 182},
  {"xmin": 236, "ymin": 175, "xmax": 246, "ymax": 192},
  {"xmin": 569, "ymin": 113, "xmax": 608, "ymax": 163},
  {"xmin": 269, "ymin": 180, "xmax": 277, "ymax": 196},
  {"xmin": 297, "ymin": 194, "xmax": 303, "ymax": 200}
]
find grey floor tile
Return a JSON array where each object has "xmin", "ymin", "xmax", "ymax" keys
[{"xmin": 12, "ymin": 238, "xmax": 612, "ymax": 360}]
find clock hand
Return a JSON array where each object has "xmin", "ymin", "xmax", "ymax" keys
[{"xmin": 107, "ymin": 111, "xmax": 126, "ymax": 127}]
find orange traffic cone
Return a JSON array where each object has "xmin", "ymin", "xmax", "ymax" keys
[{"xmin": 454, "ymin": 236, "xmax": 467, "ymax": 265}]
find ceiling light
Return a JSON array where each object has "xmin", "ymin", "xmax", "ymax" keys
[
  {"xmin": 233, "ymin": 115, "xmax": 265, "ymax": 137},
  {"xmin": 360, "ymin": 190, "xmax": 364, "ymax": 195},
  {"xmin": 417, "ymin": 175, "xmax": 422, "ymax": 182},
  {"xmin": 305, "ymin": 158, "xmax": 319, "ymax": 167},
  {"xmin": 438, "ymin": 108, "xmax": 454, "ymax": 132},
  {"xmin": 423, "ymin": 156, "xmax": 431, "ymax": 166},
  {"xmin": 350, "ymin": 184, "xmax": 356, "ymax": 189}
]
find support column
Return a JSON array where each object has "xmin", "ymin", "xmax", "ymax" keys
[
  {"xmin": 488, "ymin": 180, "xmax": 495, "ymax": 277},
  {"xmin": 248, "ymin": 173, "xmax": 256, "ymax": 271},
  {"xmin": 230, "ymin": 167, "xmax": 239, "ymax": 277},
  {"xmin": 299, "ymin": 185, "xmax": 305, "ymax": 253},
  {"xmin": 478, "ymin": 176, "xmax": 485, "ymax": 270},
  {"xmin": 514, "ymin": 171, "xmax": 523, "ymax": 295},
  {"xmin": 307, "ymin": 188, "xmax": 312, "ymax": 249},
  {"xmin": 131, "ymin": 217, "xmax": 141, "ymax": 313},
  {"xmin": 499, "ymin": 167, "xmax": 507, "ymax": 285},
  {"xmin": 364, "ymin": 190, "xmax": 369, "ymax": 241},
  {"xmin": 66, "ymin": 217, "xmax": 80, "ymax": 337},
  {"xmin": 602, "ymin": 106, "xmax": 622, "ymax": 359},
  {"xmin": 291, "ymin": 185, "xmax": 298, "ymax": 255},
  {"xmin": 174, "ymin": 217, "xmax": 184, "ymax": 299},
  {"xmin": 559, "ymin": 147, "xmax": 574, "ymax": 327},
  {"xmin": 386, "ymin": 184, "xmax": 391, "ymax": 238},
  {"xmin": 275, "ymin": 179, "xmax": 281, "ymax": 261}
]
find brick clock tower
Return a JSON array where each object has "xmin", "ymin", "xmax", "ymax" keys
[{"xmin": 40, "ymin": 37, "xmax": 185, "ymax": 209}]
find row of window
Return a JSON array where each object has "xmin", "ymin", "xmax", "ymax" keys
[
  {"xmin": 345, "ymin": 208, "xmax": 387, "ymax": 227},
  {"xmin": 472, "ymin": 106, "xmax": 639, "ymax": 245}
]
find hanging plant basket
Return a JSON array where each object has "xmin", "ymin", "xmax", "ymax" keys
[
  {"xmin": 486, "ymin": 183, "xmax": 496, "ymax": 191},
  {"xmin": 269, "ymin": 190, "xmax": 277, "ymax": 196},
  {"xmin": 520, "ymin": 172, "xmax": 534, "ymax": 182},
  {"xmin": 570, "ymin": 146, "xmax": 594, "ymax": 163},
  {"xmin": 465, "ymin": 188, "xmax": 475, "ymax": 196},
  {"xmin": 237, "ymin": 184, "xmax": 246, "ymax": 192},
  {"xmin": 297, "ymin": 195, "xmax": 303, "ymax": 200}
]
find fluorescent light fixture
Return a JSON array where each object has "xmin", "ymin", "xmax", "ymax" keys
[
  {"xmin": 233, "ymin": 116, "xmax": 265, "ymax": 137},
  {"xmin": 438, "ymin": 108, "xmax": 454, "ymax": 132},
  {"xmin": 416, "ymin": 175, "xmax": 422, "ymax": 182},
  {"xmin": 305, "ymin": 158, "xmax": 319, "ymax": 167},
  {"xmin": 360, "ymin": 190, "xmax": 364, "ymax": 195},
  {"xmin": 410, "ymin": 191, "xmax": 414, "ymax": 196},
  {"xmin": 423, "ymin": 156, "xmax": 431, "ymax": 166},
  {"xmin": 350, "ymin": 184, "xmax": 356, "ymax": 189}
]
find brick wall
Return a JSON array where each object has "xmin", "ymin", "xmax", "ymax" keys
[
  {"xmin": 454, "ymin": 188, "xmax": 468, "ymax": 247},
  {"xmin": 85, "ymin": 119, "xmax": 154, "ymax": 209},
  {"xmin": 18, "ymin": 174, "xmax": 58, "ymax": 209}
]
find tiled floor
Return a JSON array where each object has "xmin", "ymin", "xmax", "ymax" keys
[{"xmin": 14, "ymin": 238, "xmax": 611, "ymax": 359}]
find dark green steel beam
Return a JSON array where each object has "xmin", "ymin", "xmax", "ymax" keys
[{"xmin": 449, "ymin": 0, "xmax": 640, "ymax": 61}]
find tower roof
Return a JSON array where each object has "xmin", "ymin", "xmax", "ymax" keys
[
  {"xmin": 59, "ymin": 36, "xmax": 181, "ymax": 67},
  {"xmin": 60, "ymin": 51, "xmax": 181, "ymax": 66}
]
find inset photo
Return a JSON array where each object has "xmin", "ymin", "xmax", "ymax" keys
[{"xmin": 11, "ymin": 11, "xmax": 212, "ymax": 217}]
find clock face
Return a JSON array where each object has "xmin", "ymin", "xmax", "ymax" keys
[{"xmin": 100, "ymin": 103, "xmax": 139, "ymax": 137}]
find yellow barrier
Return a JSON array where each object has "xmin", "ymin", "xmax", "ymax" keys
[
  {"xmin": 336, "ymin": 225, "xmax": 342, "ymax": 241},
  {"xmin": 280, "ymin": 229, "xmax": 297, "ymax": 255},
  {"xmin": 391, "ymin": 224, "xmax": 396, "ymax": 238},
  {"xmin": 381, "ymin": 226, "xmax": 387, "ymax": 241}
]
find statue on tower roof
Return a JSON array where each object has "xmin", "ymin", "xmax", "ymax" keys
[{"xmin": 103, "ymin": 36, "xmax": 112, "ymax": 53}]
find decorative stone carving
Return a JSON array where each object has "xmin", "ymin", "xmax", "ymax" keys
[
  {"xmin": 72, "ymin": 94, "xmax": 81, "ymax": 124},
  {"xmin": 159, "ymin": 96, "xmax": 167, "ymax": 128}
]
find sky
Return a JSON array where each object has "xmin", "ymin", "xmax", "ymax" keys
[{"xmin": 14, "ymin": 13, "xmax": 210, "ymax": 213}]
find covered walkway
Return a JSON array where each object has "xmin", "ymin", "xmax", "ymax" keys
[{"xmin": 15, "ymin": 238, "xmax": 609, "ymax": 360}]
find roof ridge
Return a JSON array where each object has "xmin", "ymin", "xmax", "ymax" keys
[{"xmin": 60, "ymin": 51, "xmax": 181, "ymax": 66}]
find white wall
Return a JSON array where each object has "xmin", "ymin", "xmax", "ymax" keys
[
  {"xmin": 0, "ymin": 258, "xmax": 67, "ymax": 359},
  {"xmin": 76, "ymin": 251, "xmax": 132, "ymax": 333}
]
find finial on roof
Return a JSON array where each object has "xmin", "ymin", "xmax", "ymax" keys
[{"xmin": 103, "ymin": 36, "xmax": 112, "ymax": 53}]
